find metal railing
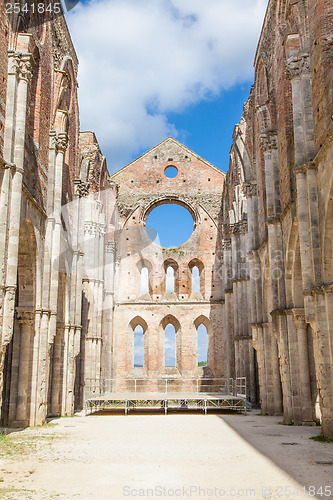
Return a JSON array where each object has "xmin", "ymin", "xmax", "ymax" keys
[{"xmin": 85, "ymin": 377, "xmax": 246, "ymax": 398}]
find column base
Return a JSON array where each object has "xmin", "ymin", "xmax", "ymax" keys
[{"xmin": 11, "ymin": 419, "xmax": 29, "ymax": 428}]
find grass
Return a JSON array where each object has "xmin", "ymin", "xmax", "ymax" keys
[
  {"xmin": 0, "ymin": 423, "xmax": 62, "ymax": 459},
  {"xmin": 310, "ymin": 434, "xmax": 333, "ymax": 443},
  {"xmin": 0, "ymin": 487, "xmax": 64, "ymax": 499}
]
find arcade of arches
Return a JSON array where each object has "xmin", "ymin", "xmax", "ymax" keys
[{"xmin": 0, "ymin": 0, "xmax": 333, "ymax": 438}]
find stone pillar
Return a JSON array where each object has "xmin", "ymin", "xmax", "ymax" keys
[
  {"xmin": 222, "ymin": 239, "xmax": 234, "ymax": 379},
  {"xmin": 102, "ymin": 241, "xmax": 115, "ymax": 383},
  {"xmin": 15, "ymin": 307, "xmax": 34, "ymax": 426},
  {"xmin": 50, "ymin": 329, "xmax": 64, "ymax": 416},
  {"xmin": 286, "ymin": 42, "xmax": 332, "ymax": 434},
  {"xmin": 311, "ymin": 287, "xmax": 333, "ymax": 437},
  {"xmin": 1, "ymin": 50, "xmax": 33, "ymax": 340},
  {"xmin": 260, "ymin": 131, "xmax": 280, "ymax": 219},
  {"xmin": 252, "ymin": 324, "xmax": 267, "ymax": 413},
  {"xmin": 293, "ymin": 309, "xmax": 313, "ymax": 423},
  {"xmin": 272, "ymin": 311, "xmax": 293, "ymax": 424},
  {"xmin": 61, "ymin": 325, "xmax": 70, "ymax": 415},
  {"xmin": 0, "ymin": 42, "xmax": 35, "ymax": 418},
  {"xmin": 271, "ymin": 334, "xmax": 283, "ymax": 415},
  {"xmin": 285, "ymin": 310, "xmax": 302, "ymax": 424}
]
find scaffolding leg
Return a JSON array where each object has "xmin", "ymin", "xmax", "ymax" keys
[
  {"xmin": 204, "ymin": 399, "xmax": 207, "ymax": 415},
  {"xmin": 125, "ymin": 400, "xmax": 128, "ymax": 416},
  {"xmin": 165, "ymin": 400, "xmax": 168, "ymax": 415}
]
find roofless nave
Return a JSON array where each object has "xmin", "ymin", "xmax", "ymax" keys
[{"xmin": 0, "ymin": 0, "xmax": 332, "ymax": 438}]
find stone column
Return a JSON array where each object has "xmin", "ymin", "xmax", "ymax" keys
[
  {"xmin": 272, "ymin": 311, "xmax": 293, "ymax": 424},
  {"xmin": 270, "ymin": 334, "xmax": 283, "ymax": 415},
  {"xmin": 1, "ymin": 52, "xmax": 33, "ymax": 343},
  {"xmin": 61, "ymin": 325, "xmax": 70, "ymax": 415},
  {"xmin": 0, "ymin": 47, "xmax": 34, "ymax": 417},
  {"xmin": 102, "ymin": 241, "xmax": 115, "ymax": 383},
  {"xmin": 285, "ymin": 310, "xmax": 302, "ymax": 424},
  {"xmin": 222, "ymin": 239, "xmax": 234, "ymax": 379},
  {"xmin": 293, "ymin": 309, "xmax": 313, "ymax": 423},
  {"xmin": 260, "ymin": 131, "xmax": 280, "ymax": 219},
  {"xmin": 50, "ymin": 329, "xmax": 64, "ymax": 416},
  {"xmin": 252, "ymin": 324, "xmax": 267, "ymax": 414},
  {"xmin": 15, "ymin": 307, "xmax": 34, "ymax": 426},
  {"xmin": 311, "ymin": 287, "xmax": 333, "ymax": 437}
]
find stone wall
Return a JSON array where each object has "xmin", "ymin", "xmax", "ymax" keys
[
  {"xmin": 0, "ymin": 0, "xmax": 332, "ymax": 440},
  {"xmin": 222, "ymin": 0, "xmax": 333, "ymax": 437},
  {"xmin": 109, "ymin": 138, "xmax": 226, "ymax": 386},
  {"xmin": 0, "ymin": 4, "xmax": 90, "ymax": 427}
]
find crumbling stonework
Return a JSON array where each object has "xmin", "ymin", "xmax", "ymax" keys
[
  {"xmin": 0, "ymin": 0, "xmax": 333, "ymax": 439},
  {"xmin": 222, "ymin": 0, "xmax": 333, "ymax": 436},
  {"xmin": 106, "ymin": 138, "xmax": 227, "ymax": 391}
]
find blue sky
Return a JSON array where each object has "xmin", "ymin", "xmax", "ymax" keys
[
  {"xmin": 65, "ymin": 0, "xmax": 268, "ymax": 368},
  {"xmin": 67, "ymin": 0, "xmax": 268, "ymax": 173},
  {"xmin": 146, "ymin": 204, "xmax": 194, "ymax": 247},
  {"xmin": 167, "ymin": 84, "xmax": 253, "ymax": 172}
]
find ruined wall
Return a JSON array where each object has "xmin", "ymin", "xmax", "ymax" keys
[
  {"xmin": 109, "ymin": 138, "xmax": 225, "ymax": 384},
  {"xmin": 223, "ymin": 0, "xmax": 333, "ymax": 437},
  {"xmin": 0, "ymin": 0, "xmax": 332, "ymax": 440},
  {"xmin": 0, "ymin": 3, "xmax": 91, "ymax": 427},
  {"xmin": 0, "ymin": 1, "xmax": 8, "ymax": 160}
]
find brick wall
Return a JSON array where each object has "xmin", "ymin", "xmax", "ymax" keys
[{"xmin": 0, "ymin": 0, "xmax": 8, "ymax": 159}]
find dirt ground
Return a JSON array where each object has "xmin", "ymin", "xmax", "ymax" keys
[{"xmin": 0, "ymin": 410, "xmax": 332, "ymax": 499}]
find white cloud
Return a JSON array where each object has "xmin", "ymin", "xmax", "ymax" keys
[{"xmin": 67, "ymin": 0, "xmax": 268, "ymax": 171}]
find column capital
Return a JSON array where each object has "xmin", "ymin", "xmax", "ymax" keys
[
  {"xmin": 311, "ymin": 283, "xmax": 333, "ymax": 295},
  {"xmin": 222, "ymin": 239, "xmax": 231, "ymax": 251},
  {"xmin": 270, "ymin": 308, "xmax": 286, "ymax": 318},
  {"xmin": 0, "ymin": 156, "xmax": 15, "ymax": 170},
  {"xmin": 8, "ymin": 51, "xmax": 34, "ymax": 82},
  {"xmin": 17, "ymin": 54, "xmax": 33, "ymax": 82},
  {"xmin": 259, "ymin": 131, "xmax": 278, "ymax": 152},
  {"xmin": 55, "ymin": 132, "xmax": 69, "ymax": 153},
  {"xmin": 243, "ymin": 181, "xmax": 257, "ymax": 198},
  {"xmin": 99, "ymin": 224, "xmax": 107, "ymax": 236},
  {"xmin": 292, "ymin": 308, "xmax": 306, "ymax": 327},
  {"xmin": 74, "ymin": 179, "xmax": 90, "ymax": 197},
  {"xmin": 231, "ymin": 222, "xmax": 247, "ymax": 235},
  {"xmin": 106, "ymin": 241, "xmax": 116, "ymax": 253},
  {"xmin": 15, "ymin": 307, "xmax": 35, "ymax": 325},
  {"xmin": 266, "ymin": 216, "xmax": 280, "ymax": 225},
  {"xmin": 293, "ymin": 162, "xmax": 317, "ymax": 176},
  {"xmin": 286, "ymin": 52, "xmax": 310, "ymax": 80}
]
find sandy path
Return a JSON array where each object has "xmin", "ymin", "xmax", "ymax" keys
[{"xmin": 0, "ymin": 412, "xmax": 332, "ymax": 499}]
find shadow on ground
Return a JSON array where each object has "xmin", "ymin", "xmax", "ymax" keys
[{"xmin": 218, "ymin": 412, "xmax": 333, "ymax": 499}]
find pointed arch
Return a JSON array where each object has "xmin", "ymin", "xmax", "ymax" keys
[
  {"xmin": 159, "ymin": 315, "xmax": 181, "ymax": 370},
  {"xmin": 194, "ymin": 315, "xmax": 212, "ymax": 370},
  {"xmin": 136, "ymin": 259, "xmax": 153, "ymax": 297},
  {"xmin": 128, "ymin": 317, "xmax": 149, "ymax": 371},
  {"xmin": 188, "ymin": 258, "xmax": 205, "ymax": 296},
  {"xmin": 163, "ymin": 259, "xmax": 179, "ymax": 296}
]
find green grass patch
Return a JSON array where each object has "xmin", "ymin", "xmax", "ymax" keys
[
  {"xmin": 0, "ymin": 424, "xmax": 62, "ymax": 459},
  {"xmin": 310, "ymin": 434, "xmax": 333, "ymax": 443}
]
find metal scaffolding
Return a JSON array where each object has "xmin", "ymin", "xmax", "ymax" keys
[{"xmin": 84, "ymin": 378, "xmax": 247, "ymax": 416}]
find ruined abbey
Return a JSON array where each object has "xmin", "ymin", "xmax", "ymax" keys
[{"xmin": 0, "ymin": 0, "xmax": 332, "ymax": 438}]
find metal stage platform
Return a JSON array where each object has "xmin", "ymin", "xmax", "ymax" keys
[{"xmin": 85, "ymin": 378, "xmax": 247, "ymax": 416}]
